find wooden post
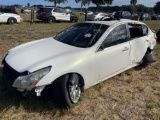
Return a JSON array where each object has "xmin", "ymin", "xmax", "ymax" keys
[{"xmin": 30, "ymin": 8, "xmax": 34, "ymax": 25}]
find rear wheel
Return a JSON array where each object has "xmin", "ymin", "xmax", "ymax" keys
[
  {"xmin": 53, "ymin": 73, "xmax": 81, "ymax": 108},
  {"xmin": 47, "ymin": 17, "xmax": 55, "ymax": 23},
  {"xmin": 8, "ymin": 18, "xmax": 17, "ymax": 24},
  {"xmin": 143, "ymin": 51, "xmax": 156, "ymax": 63}
]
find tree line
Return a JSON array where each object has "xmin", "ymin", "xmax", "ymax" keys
[{"xmin": 44, "ymin": 0, "xmax": 156, "ymax": 13}]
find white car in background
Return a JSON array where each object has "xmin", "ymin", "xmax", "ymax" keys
[
  {"xmin": 2, "ymin": 20, "xmax": 156, "ymax": 107},
  {"xmin": 23, "ymin": 8, "xmax": 32, "ymax": 13},
  {"xmin": 87, "ymin": 12, "xmax": 108, "ymax": 21},
  {"xmin": 0, "ymin": 12, "xmax": 23, "ymax": 24}
]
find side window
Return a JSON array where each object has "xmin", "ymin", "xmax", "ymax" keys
[
  {"xmin": 128, "ymin": 23, "xmax": 143, "ymax": 39},
  {"xmin": 101, "ymin": 24, "xmax": 127, "ymax": 48},
  {"xmin": 45, "ymin": 8, "xmax": 52, "ymax": 13},
  {"xmin": 53, "ymin": 8, "xmax": 61, "ymax": 13},
  {"xmin": 142, "ymin": 25, "xmax": 148, "ymax": 35},
  {"xmin": 59, "ymin": 8, "xmax": 66, "ymax": 13}
]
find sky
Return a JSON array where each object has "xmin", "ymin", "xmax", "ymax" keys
[{"xmin": 0, "ymin": 0, "xmax": 158, "ymax": 8}]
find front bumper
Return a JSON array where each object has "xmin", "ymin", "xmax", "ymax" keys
[{"xmin": 2, "ymin": 61, "xmax": 45, "ymax": 97}]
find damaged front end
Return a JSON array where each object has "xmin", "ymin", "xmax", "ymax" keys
[{"xmin": 2, "ymin": 60, "xmax": 50, "ymax": 97}]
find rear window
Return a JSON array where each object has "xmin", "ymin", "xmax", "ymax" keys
[
  {"xmin": 37, "ymin": 8, "xmax": 52, "ymax": 12},
  {"xmin": 93, "ymin": 12, "xmax": 99, "ymax": 15},
  {"xmin": 54, "ymin": 23, "xmax": 109, "ymax": 48}
]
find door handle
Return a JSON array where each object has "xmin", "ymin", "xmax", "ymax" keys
[
  {"xmin": 122, "ymin": 47, "xmax": 129, "ymax": 52},
  {"xmin": 146, "ymin": 40, "xmax": 149, "ymax": 42}
]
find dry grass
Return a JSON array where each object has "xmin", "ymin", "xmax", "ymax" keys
[{"xmin": 0, "ymin": 11, "xmax": 160, "ymax": 120}]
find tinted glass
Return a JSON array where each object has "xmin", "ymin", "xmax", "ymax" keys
[
  {"xmin": 53, "ymin": 8, "xmax": 60, "ymax": 12},
  {"xmin": 102, "ymin": 24, "xmax": 127, "ymax": 48},
  {"xmin": 44, "ymin": 8, "xmax": 52, "ymax": 12},
  {"xmin": 54, "ymin": 23, "xmax": 108, "ymax": 48},
  {"xmin": 142, "ymin": 24, "xmax": 148, "ymax": 35},
  {"xmin": 93, "ymin": 12, "xmax": 99, "ymax": 15}
]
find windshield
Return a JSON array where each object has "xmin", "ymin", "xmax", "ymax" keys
[
  {"xmin": 93, "ymin": 12, "xmax": 99, "ymax": 15},
  {"xmin": 54, "ymin": 23, "xmax": 109, "ymax": 48}
]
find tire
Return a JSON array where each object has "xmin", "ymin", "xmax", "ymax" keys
[
  {"xmin": 47, "ymin": 17, "xmax": 55, "ymax": 23},
  {"xmin": 53, "ymin": 73, "xmax": 81, "ymax": 108},
  {"xmin": 70, "ymin": 19, "xmax": 73, "ymax": 22},
  {"xmin": 143, "ymin": 51, "xmax": 156, "ymax": 63},
  {"xmin": 8, "ymin": 18, "xmax": 17, "ymax": 24}
]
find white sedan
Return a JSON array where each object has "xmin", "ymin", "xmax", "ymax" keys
[
  {"xmin": 2, "ymin": 20, "xmax": 156, "ymax": 107},
  {"xmin": 0, "ymin": 12, "xmax": 23, "ymax": 24},
  {"xmin": 87, "ymin": 12, "xmax": 108, "ymax": 21}
]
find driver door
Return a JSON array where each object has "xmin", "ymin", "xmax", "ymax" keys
[{"xmin": 94, "ymin": 24, "xmax": 131, "ymax": 80}]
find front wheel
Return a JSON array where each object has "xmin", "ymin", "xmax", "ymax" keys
[
  {"xmin": 47, "ymin": 17, "xmax": 55, "ymax": 23},
  {"xmin": 8, "ymin": 18, "xmax": 17, "ymax": 24},
  {"xmin": 53, "ymin": 74, "xmax": 81, "ymax": 108}
]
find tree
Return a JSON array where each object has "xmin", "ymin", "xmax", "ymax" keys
[
  {"xmin": 27, "ymin": 3, "xmax": 30, "ymax": 8},
  {"xmin": 75, "ymin": 0, "xmax": 91, "ymax": 12},
  {"xmin": 106, "ymin": 0, "xmax": 113, "ymax": 6},
  {"xmin": 45, "ymin": 0, "xmax": 67, "ymax": 7},
  {"xmin": 130, "ymin": 0, "xmax": 137, "ymax": 6},
  {"xmin": 153, "ymin": 1, "xmax": 160, "ymax": 14},
  {"xmin": 130, "ymin": 0, "xmax": 137, "ymax": 12},
  {"xmin": 91, "ymin": 0, "xmax": 113, "ymax": 11}
]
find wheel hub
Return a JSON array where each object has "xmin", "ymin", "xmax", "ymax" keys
[{"xmin": 69, "ymin": 82, "xmax": 81, "ymax": 103}]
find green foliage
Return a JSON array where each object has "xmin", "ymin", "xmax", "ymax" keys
[
  {"xmin": 45, "ymin": 0, "xmax": 67, "ymax": 7},
  {"xmin": 91, "ymin": 0, "xmax": 113, "ymax": 11},
  {"xmin": 75, "ymin": 0, "xmax": 91, "ymax": 11},
  {"xmin": 153, "ymin": 2, "xmax": 160, "ymax": 14},
  {"xmin": 88, "ymin": 4, "xmax": 154, "ymax": 13},
  {"xmin": 27, "ymin": 3, "xmax": 30, "ymax": 8},
  {"xmin": 130, "ymin": 0, "xmax": 137, "ymax": 6}
]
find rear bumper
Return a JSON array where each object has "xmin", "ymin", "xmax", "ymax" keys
[{"xmin": 36, "ymin": 16, "xmax": 47, "ymax": 21}]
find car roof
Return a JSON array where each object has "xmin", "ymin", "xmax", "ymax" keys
[{"xmin": 84, "ymin": 19, "xmax": 145, "ymax": 26}]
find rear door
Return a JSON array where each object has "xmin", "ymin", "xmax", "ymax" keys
[{"xmin": 128, "ymin": 23, "xmax": 149, "ymax": 63}]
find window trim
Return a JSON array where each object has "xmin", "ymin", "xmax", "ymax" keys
[
  {"xmin": 96, "ymin": 23, "xmax": 129, "ymax": 52},
  {"xmin": 127, "ymin": 23, "xmax": 149, "ymax": 41}
]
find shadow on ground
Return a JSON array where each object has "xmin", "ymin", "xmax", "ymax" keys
[{"xmin": 0, "ymin": 67, "xmax": 61, "ymax": 116}]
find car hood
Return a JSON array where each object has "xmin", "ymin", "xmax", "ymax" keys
[
  {"xmin": 5, "ymin": 37, "xmax": 85, "ymax": 73},
  {"xmin": 2, "ymin": 13, "xmax": 20, "ymax": 17}
]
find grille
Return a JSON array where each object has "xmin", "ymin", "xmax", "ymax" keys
[{"xmin": 3, "ymin": 61, "xmax": 20, "ymax": 87}]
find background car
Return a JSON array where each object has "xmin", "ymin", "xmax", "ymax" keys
[
  {"xmin": 36, "ymin": 7, "xmax": 77, "ymax": 23},
  {"xmin": 0, "ymin": 6, "xmax": 18, "ymax": 14},
  {"xmin": 68, "ymin": 11, "xmax": 78, "ymax": 22},
  {"xmin": 157, "ymin": 15, "xmax": 160, "ymax": 20},
  {"xmin": 151, "ymin": 14, "xmax": 158, "ymax": 20},
  {"xmin": 2, "ymin": 20, "xmax": 156, "ymax": 108},
  {"xmin": 100, "ymin": 16, "xmax": 115, "ymax": 21},
  {"xmin": 114, "ymin": 11, "xmax": 132, "ymax": 19},
  {"xmin": 140, "ymin": 13, "xmax": 151, "ymax": 20},
  {"xmin": 0, "ymin": 12, "xmax": 23, "ymax": 24},
  {"xmin": 87, "ymin": 12, "xmax": 108, "ymax": 21},
  {"xmin": 23, "ymin": 8, "xmax": 32, "ymax": 14},
  {"xmin": 80, "ymin": 11, "xmax": 93, "ymax": 15}
]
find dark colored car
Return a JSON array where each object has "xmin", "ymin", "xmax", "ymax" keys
[
  {"xmin": 140, "ymin": 13, "xmax": 151, "ymax": 20},
  {"xmin": 151, "ymin": 14, "xmax": 158, "ymax": 20},
  {"xmin": 68, "ymin": 11, "xmax": 78, "ymax": 22},
  {"xmin": 0, "ymin": 6, "xmax": 18, "ymax": 14},
  {"xmin": 114, "ymin": 11, "xmax": 132, "ymax": 19}
]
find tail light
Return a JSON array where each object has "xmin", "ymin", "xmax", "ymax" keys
[
  {"xmin": 155, "ymin": 36, "xmax": 158, "ymax": 41},
  {"xmin": 41, "ymin": 12, "xmax": 45, "ymax": 15}
]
